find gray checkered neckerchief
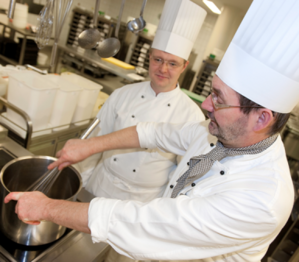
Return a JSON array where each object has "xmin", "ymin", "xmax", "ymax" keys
[{"xmin": 171, "ymin": 134, "xmax": 278, "ymax": 198}]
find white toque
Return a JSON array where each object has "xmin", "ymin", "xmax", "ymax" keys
[
  {"xmin": 152, "ymin": 0, "xmax": 207, "ymax": 60},
  {"xmin": 217, "ymin": 0, "xmax": 299, "ymax": 113}
]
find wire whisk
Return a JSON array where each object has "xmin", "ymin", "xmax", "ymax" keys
[
  {"xmin": 50, "ymin": 0, "xmax": 73, "ymax": 67},
  {"xmin": 26, "ymin": 117, "xmax": 101, "ymax": 196}
]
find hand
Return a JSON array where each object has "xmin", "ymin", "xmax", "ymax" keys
[
  {"xmin": 48, "ymin": 139, "xmax": 94, "ymax": 170},
  {"xmin": 4, "ymin": 191, "xmax": 50, "ymax": 225}
]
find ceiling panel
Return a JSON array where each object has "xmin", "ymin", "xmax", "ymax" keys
[{"xmin": 191, "ymin": 0, "xmax": 253, "ymax": 14}]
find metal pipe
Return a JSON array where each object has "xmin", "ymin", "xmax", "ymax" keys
[
  {"xmin": 0, "ymin": 96, "xmax": 33, "ymax": 148},
  {"xmin": 25, "ymin": 64, "xmax": 48, "ymax": 75},
  {"xmin": 7, "ymin": 0, "xmax": 17, "ymax": 19},
  {"xmin": 81, "ymin": 117, "xmax": 100, "ymax": 139}
]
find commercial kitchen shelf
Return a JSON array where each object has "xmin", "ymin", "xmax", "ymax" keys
[
  {"xmin": 55, "ymin": 43, "xmax": 138, "ymax": 82},
  {"xmin": 189, "ymin": 57, "xmax": 220, "ymax": 97},
  {"xmin": 0, "ymin": 96, "xmax": 93, "ymax": 157},
  {"xmin": 0, "ymin": 20, "xmax": 51, "ymax": 69}
]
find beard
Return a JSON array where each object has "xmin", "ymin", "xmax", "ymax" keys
[{"xmin": 207, "ymin": 111, "xmax": 248, "ymax": 144}]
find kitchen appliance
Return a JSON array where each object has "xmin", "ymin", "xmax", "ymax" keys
[
  {"xmin": 0, "ymin": 156, "xmax": 82, "ymax": 246},
  {"xmin": 0, "ymin": 133, "xmax": 109, "ymax": 261}
]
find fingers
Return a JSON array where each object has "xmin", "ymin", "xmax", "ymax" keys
[
  {"xmin": 4, "ymin": 192, "xmax": 24, "ymax": 203},
  {"xmin": 58, "ymin": 161, "xmax": 72, "ymax": 170},
  {"xmin": 5, "ymin": 192, "xmax": 46, "ymax": 224},
  {"xmin": 56, "ymin": 149, "xmax": 62, "ymax": 158},
  {"xmin": 22, "ymin": 218, "xmax": 41, "ymax": 225},
  {"xmin": 48, "ymin": 159, "xmax": 71, "ymax": 171},
  {"xmin": 47, "ymin": 161, "xmax": 59, "ymax": 170}
]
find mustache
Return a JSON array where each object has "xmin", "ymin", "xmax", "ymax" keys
[
  {"xmin": 207, "ymin": 112, "xmax": 219, "ymax": 127},
  {"xmin": 207, "ymin": 111, "xmax": 215, "ymax": 121}
]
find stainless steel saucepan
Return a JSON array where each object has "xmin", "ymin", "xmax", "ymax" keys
[{"xmin": 0, "ymin": 156, "xmax": 82, "ymax": 246}]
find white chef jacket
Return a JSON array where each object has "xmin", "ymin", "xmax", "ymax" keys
[
  {"xmin": 88, "ymin": 120, "xmax": 294, "ymax": 262},
  {"xmin": 75, "ymin": 81, "xmax": 205, "ymax": 201}
]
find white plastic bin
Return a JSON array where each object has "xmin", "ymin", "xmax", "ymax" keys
[
  {"xmin": 7, "ymin": 70, "xmax": 58, "ymax": 131},
  {"xmin": 60, "ymin": 72, "xmax": 103, "ymax": 125},
  {"xmin": 45, "ymin": 74, "xmax": 82, "ymax": 130},
  {"xmin": 92, "ymin": 91, "xmax": 110, "ymax": 118}
]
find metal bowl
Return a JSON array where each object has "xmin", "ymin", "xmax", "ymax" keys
[{"xmin": 0, "ymin": 156, "xmax": 82, "ymax": 246}]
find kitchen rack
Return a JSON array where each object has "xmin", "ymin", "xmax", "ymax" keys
[
  {"xmin": 189, "ymin": 57, "xmax": 220, "ymax": 97},
  {"xmin": 123, "ymin": 32, "xmax": 154, "ymax": 71},
  {"xmin": 0, "ymin": 21, "xmax": 44, "ymax": 67},
  {"xmin": 0, "ymin": 96, "xmax": 91, "ymax": 157}
]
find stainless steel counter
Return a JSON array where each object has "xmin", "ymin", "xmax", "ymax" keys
[
  {"xmin": 0, "ymin": 133, "xmax": 110, "ymax": 262},
  {"xmin": 57, "ymin": 44, "xmax": 138, "ymax": 81}
]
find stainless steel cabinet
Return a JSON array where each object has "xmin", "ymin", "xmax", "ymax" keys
[{"xmin": 28, "ymin": 138, "xmax": 56, "ymax": 156}]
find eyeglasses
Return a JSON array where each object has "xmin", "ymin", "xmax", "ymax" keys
[
  {"xmin": 150, "ymin": 56, "xmax": 183, "ymax": 70},
  {"xmin": 209, "ymin": 87, "xmax": 263, "ymax": 110}
]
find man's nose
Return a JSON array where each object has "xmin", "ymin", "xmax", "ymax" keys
[
  {"xmin": 201, "ymin": 94, "xmax": 214, "ymax": 112},
  {"xmin": 159, "ymin": 62, "xmax": 168, "ymax": 72}
]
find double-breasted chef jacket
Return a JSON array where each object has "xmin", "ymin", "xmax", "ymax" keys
[
  {"xmin": 88, "ymin": 120, "xmax": 294, "ymax": 262},
  {"xmin": 75, "ymin": 81, "xmax": 205, "ymax": 202}
]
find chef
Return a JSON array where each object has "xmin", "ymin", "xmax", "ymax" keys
[
  {"xmin": 75, "ymin": 0, "xmax": 207, "ymax": 206},
  {"xmin": 70, "ymin": 1, "xmax": 206, "ymax": 261},
  {"xmin": 5, "ymin": 0, "xmax": 299, "ymax": 261}
]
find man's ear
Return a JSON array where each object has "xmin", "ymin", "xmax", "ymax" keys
[
  {"xmin": 182, "ymin": 60, "xmax": 189, "ymax": 71},
  {"xmin": 253, "ymin": 109, "xmax": 274, "ymax": 132}
]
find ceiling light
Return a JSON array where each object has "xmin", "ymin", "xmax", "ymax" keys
[{"xmin": 203, "ymin": 0, "xmax": 222, "ymax": 14}]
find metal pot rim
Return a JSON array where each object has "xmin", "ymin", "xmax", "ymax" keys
[{"xmin": 0, "ymin": 155, "xmax": 82, "ymax": 196}]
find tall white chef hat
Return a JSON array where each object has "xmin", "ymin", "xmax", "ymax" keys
[
  {"xmin": 151, "ymin": 0, "xmax": 207, "ymax": 60},
  {"xmin": 216, "ymin": 0, "xmax": 299, "ymax": 113}
]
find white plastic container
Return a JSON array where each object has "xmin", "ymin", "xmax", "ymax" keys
[
  {"xmin": 7, "ymin": 70, "xmax": 58, "ymax": 131},
  {"xmin": 60, "ymin": 72, "xmax": 103, "ymax": 125},
  {"xmin": 37, "ymin": 52, "xmax": 48, "ymax": 65},
  {"xmin": 92, "ymin": 91, "xmax": 109, "ymax": 118},
  {"xmin": 45, "ymin": 74, "xmax": 82, "ymax": 130},
  {"xmin": 12, "ymin": 3, "xmax": 28, "ymax": 29},
  {"xmin": 0, "ymin": 72, "xmax": 9, "ymax": 97}
]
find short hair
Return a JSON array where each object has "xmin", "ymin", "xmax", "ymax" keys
[{"xmin": 238, "ymin": 94, "xmax": 290, "ymax": 136}]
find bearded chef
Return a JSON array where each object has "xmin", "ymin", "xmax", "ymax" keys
[{"xmin": 6, "ymin": 0, "xmax": 299, "ymax": 261}]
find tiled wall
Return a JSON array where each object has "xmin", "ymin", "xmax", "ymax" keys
[{"xmin": 60, "ymin": 0, "xmax": 218, "ymax": 72}]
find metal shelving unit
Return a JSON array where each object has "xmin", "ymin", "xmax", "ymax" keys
[
  {"xmin": 189, "ymin": 58, "xmax": 220, "ymax": 97},
  {"xmin": 0, "ymin": 21, "xmax": 50, "ymax": 68},
  {"xmin": 123, "ymin": 32, "xmax": 153, "ymax": 71},
  {"xmin": 129, "ymin": 34, "xmax": 152, "ymax": 70}
]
